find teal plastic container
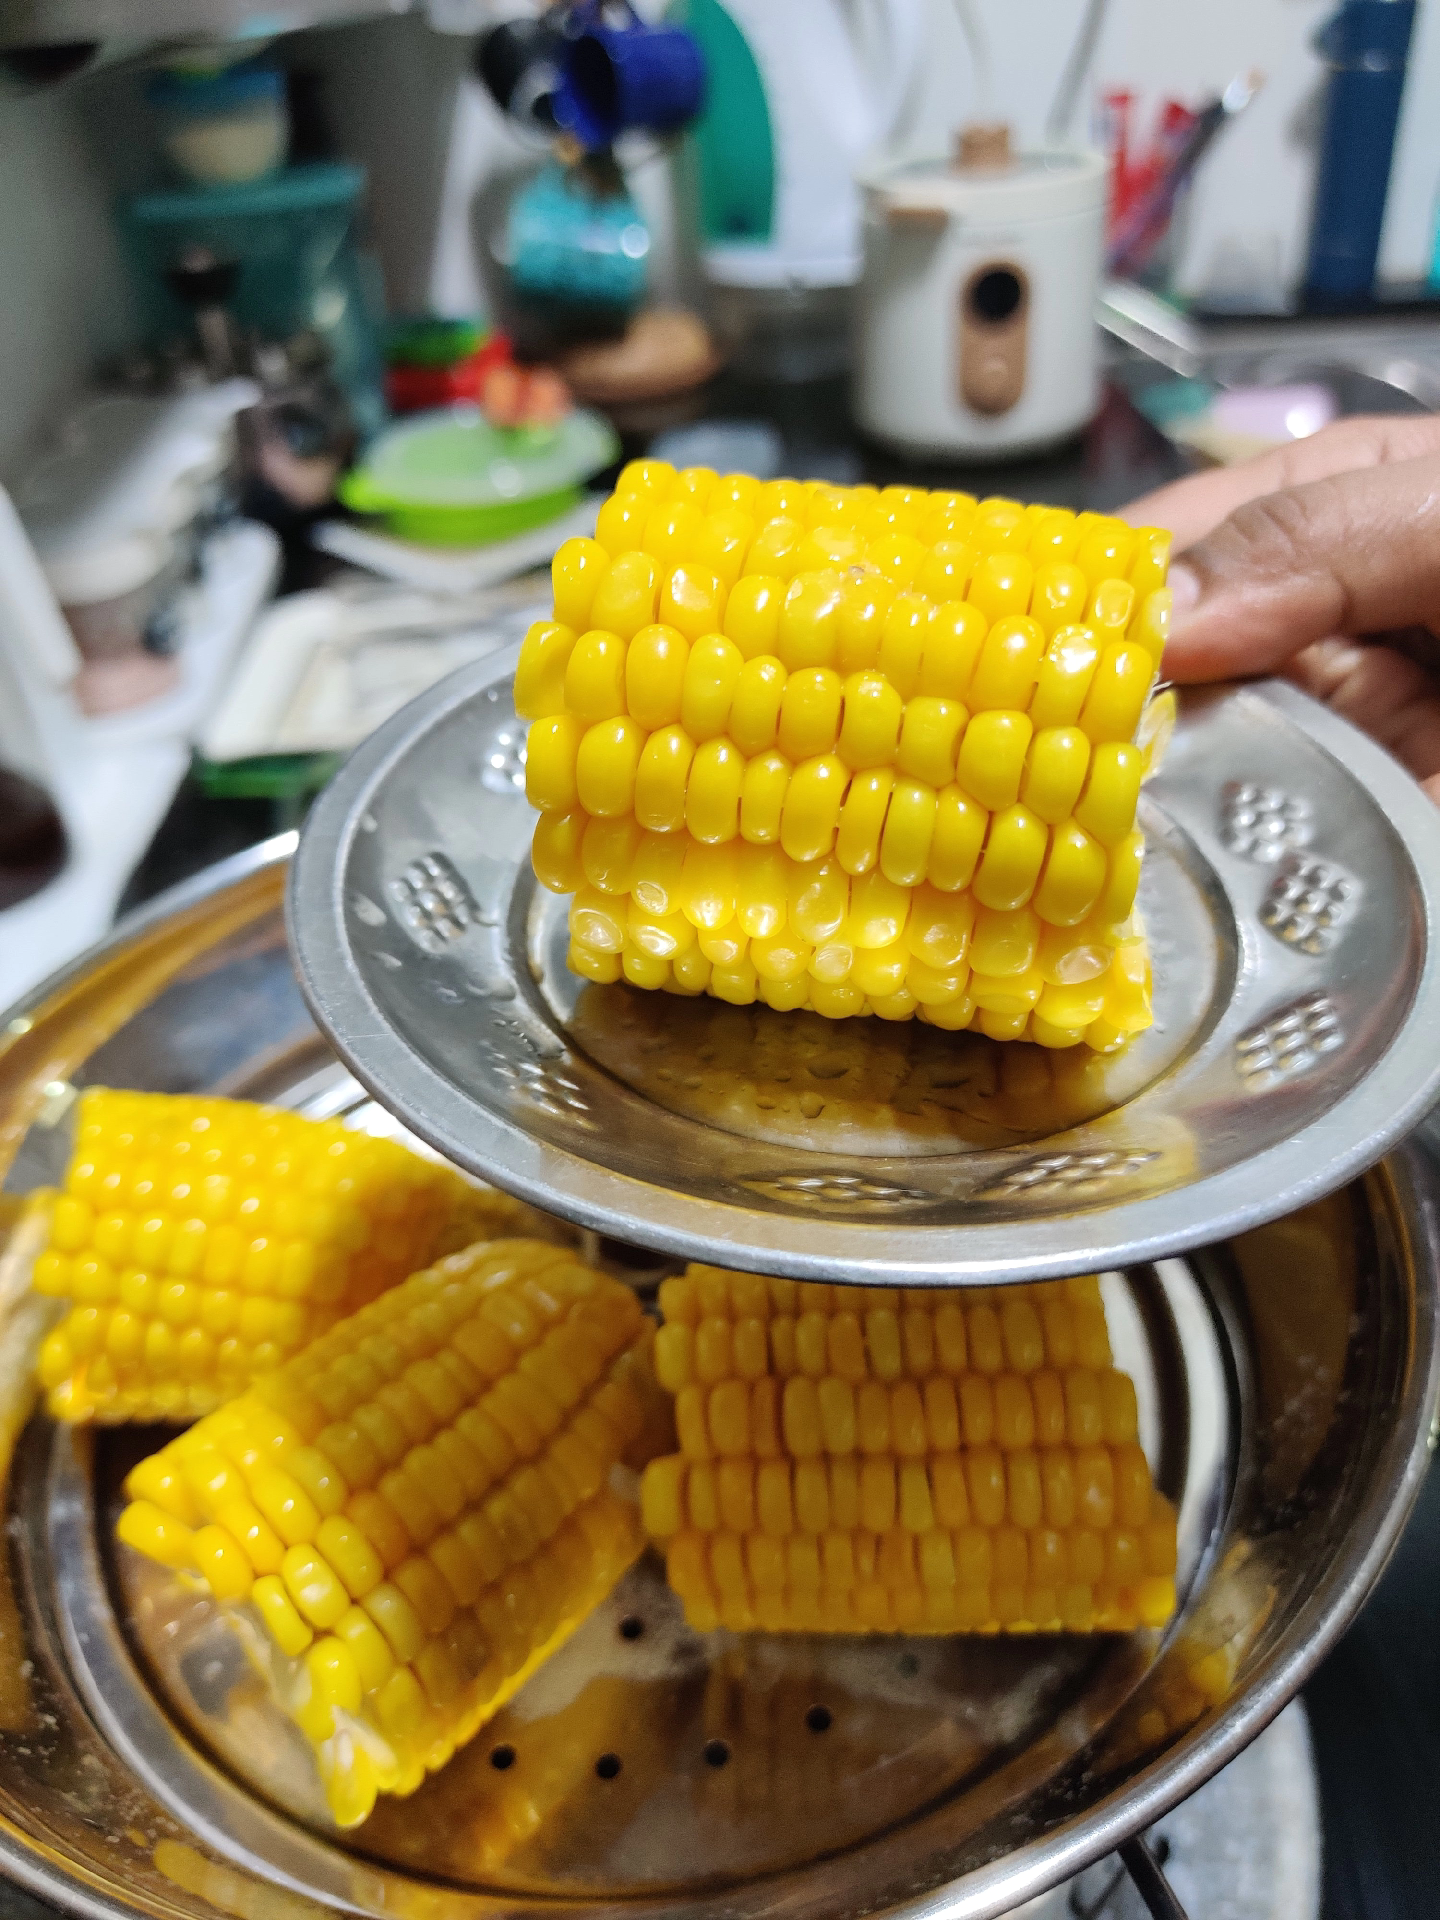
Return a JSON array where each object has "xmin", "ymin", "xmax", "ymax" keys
[{"xmin": 123, "ymin": 164, "xmax": 386, "ymax": 435}]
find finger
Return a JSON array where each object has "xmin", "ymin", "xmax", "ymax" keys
[
  {"xmin": 1287, "ymin": 637, "xmax": 1440, "ymax": 786},
  {"xmin": 1119, "ymin": 413, "xmax": 1440, "ymax": 548},
  {"xmin": 1161, "ymin": 453, "xmax": 1440, "ymax": 683}
]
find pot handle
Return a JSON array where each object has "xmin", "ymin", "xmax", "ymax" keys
[{"xmin": 1119, "ymin": 1836, "xmax": 1191, "ymax": 1920}]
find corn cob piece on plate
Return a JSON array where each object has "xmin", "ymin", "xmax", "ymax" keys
[
  {"xmin": 115, "ymin": 1238, "xmax": 662, "ymax": 1826},
  {"xmin": 641, "ymin": 1268, "xmax": 1177, "ymax": 1636},
  {"xmin": 520, "ymin": 467, "xmax": 1171, "ymax": 1049},
  {"xmin": 33, "ymin": 1091, "xmax": 531, "ymax": 1424}
]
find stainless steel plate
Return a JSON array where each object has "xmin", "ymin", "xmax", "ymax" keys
[
  {"xmin": 0, "ymin": 845, "xmax": 1434, "ymax": 1920},
  {"xmin": 291, "ymin": 652, "xmax": 1440, "ymax": 1282}
]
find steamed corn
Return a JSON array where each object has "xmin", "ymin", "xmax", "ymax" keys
[
  {"xmin": 33, "ymin": 1090, "xmax": 532, "ymax": 1423},
  {"xmin": 640, "ymin": 1266, "xmax": 1177, "ymax": 1635},
  {"xmin": 115, "ymin": 1238, "xmax": 657, "ymax": 1825},
  {"xmin": 520, "ymin": 470, "xmax": 1169, "ymax": 1048}
]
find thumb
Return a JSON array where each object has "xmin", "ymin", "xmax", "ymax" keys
[{"xmin": 1163, "ymin": 453, "xmax": 1440, "ymax": 683}]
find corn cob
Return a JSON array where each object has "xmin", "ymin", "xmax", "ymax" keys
[
  {"xmin": 33, "ymin": 1090, "xmax": 538, "ymax": 1424},
  {"xmin": 115, "ymin": 1238, "xmax": 657, "ymax": 1826},
  {"xmin": 520, "ymin": 468, "xmax": 1170, "ymax": 1050},
  {"xmin": 641, "ymin": 1266, "xmax": 1177, "ymax": 1635}
]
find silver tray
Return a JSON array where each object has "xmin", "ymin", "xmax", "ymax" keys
[
  {"xmin": 291, "ymin": 651, "xmax": 1440, "ymax": 1282},
  {"xmin": 0, "ymin": 842, "xmax": 1431, "ymax": 1920}
]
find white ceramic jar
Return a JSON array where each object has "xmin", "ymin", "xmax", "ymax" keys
[{"xmin": 853, "ymin": 146, "xmax": 1108, "ymax": 459}]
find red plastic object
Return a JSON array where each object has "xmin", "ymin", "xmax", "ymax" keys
[{"xmin": 385, "ymin": 332, "xmax": 513, "ymax": 413}]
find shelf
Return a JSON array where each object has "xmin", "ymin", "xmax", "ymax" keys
[{"xmin": 0, "ymin": 0, "xmax": 412, "ymax": 53}]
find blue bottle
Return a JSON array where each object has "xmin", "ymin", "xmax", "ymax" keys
[{"xmin": 1304, "ymin": 0, "xmax": 1416, "ymax": 305}]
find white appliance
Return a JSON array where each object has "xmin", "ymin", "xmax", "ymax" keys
[
  {"xmin": 685, "ymin": 0, "xmax": 928, "ymax": 292},
  {"xmin": 853, "ymin": 146, "xmax": 1108, "ymax": 459}
]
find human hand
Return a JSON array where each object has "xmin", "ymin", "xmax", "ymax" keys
[{"xmin": 1120, "ymin": 414, "xmax": 1440, "ymax": 801}]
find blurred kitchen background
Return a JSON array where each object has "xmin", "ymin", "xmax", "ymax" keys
[{"xmin": 2, "ymin": 3, "xmax": 1440, "ymax": 1916}]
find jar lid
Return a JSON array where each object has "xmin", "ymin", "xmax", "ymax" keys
[
  {"xmin": 862, "ymin": 145, "xmax": 1108, "ymax": 223},
  {"xmin": 41, "ymin": 531, "xmax": 172, "ymax": 606}
]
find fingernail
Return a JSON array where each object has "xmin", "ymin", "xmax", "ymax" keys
[{"xmin": 1168, "ymin": 562, "xmax": 1200, "ymax": 616}]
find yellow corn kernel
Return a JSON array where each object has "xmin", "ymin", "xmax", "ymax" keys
[
  {"xmin": 1099, "ymin": 831, "xmax": 1145, "ymax": 924},
  {"xmin": 117, "ymin": 1240, "xmax": 654, "ymax": 1825},
  {"xmin": 661, "ymin": 561, "xmax": 726, "ymax": 640},
  {"xmin": 956, "ymin": 711, "xmax": 1032, "ymax": 812},
  {"xmin": 631, "ymin": 725, "xmax": 694, "ymax": 834},
  {"xmin": 973, "ymin": 806, "xmax": 1048, "ymax": 912},
  {"xmin": 625, "ymin": 623, "xmax": 688, "ymax": 729},
  {"xmin": 928, "ymin": 787, "xmax": 988, "ymax": 892},
  {"xmin": 1079, "ymin": 643, "xmax": 1154, "ymax": 746},
  {"xmin": 778, "ymin": 667, "xmax": 844, "ymax": 760},
  {"xmin": 780, "ymin": 755, "xmax": 847, "ymax": 864},
  {"xmin": 724, "ymin": 573, "xmax": 785, "ymax": 660},
  {"xmin": 582, "ymin": 816, "xmax": 642, "ymax": 896},
  {"xmin": 1028, "ymin": 505, "xmax": 1078, "ymax": 563},
  {"xmin": 1127, "ymin": 525, "xmax": 1170, "ymax": 598},
  {"xmin": 918, "ymin": 600, "xmax": 987, "ymax": 700},
  {"xmin": 834, "ymin": 767, "xmax": 893, "ymax": 878},
  {"xmin": 1037, "ymin": 912, "xmax": 1117, "ymax": 986},
  {"xmin": 594, "ymin": 486, "xmax": 649, "ymax": 557},
  {"xmin": 968, "ymin": 615, "xmax": 1045, "ymax": 712},
  {"xmin": 551, "ymin": 537, "xmax": 608, "ymax": 630},
  {"xmin": 685, "ymin": 738, "xmax": 746, "ymax": 844},
  {"xmin": 896, "ymin": 697, "xmax": 966, "ymax": 787},
  {"xmin": 1030, "ymin": 562, "xmax": 1089, "ymax": 637},
  {"xmin": 524, "ymin": 713, "xmax": 584, "ymax": 814},
  {"xmin": 968, "ymin": 551, "xmax": 1034, "ymax": 624},
  {"xmin": 644, "ymin": 497, "xmax": 705, "ymax": 567},
  {"xmin": 749, "ymin": 516, "xmax": 806, "ymax": 580},
  {"xmin": 616, "ymin": 456, "xmax": 674, "ymax": 498},
  {"xmin": 591, "ymin": 551, "xmax": 661, "ymax": 640},
  {"xmin": 1074, "ymin": 743, "xmax": 1144, "ymax": 848},
  {"xmin": 681, "ymin": 634, "xmax": 744, "ymax": 744},
  {"xmin": 564, "ymin": 629, "xmax": 628, "ymax": 724},
  {"xmin": 1021, "ymin": 726, "xmax": 1090, "ymax": 826},
  {"xmin": 970, "ymin": 906, "xmax": 1040, "ymax": 978},
  {"xmin": 514, "ymin": 621, "xmax": 578, "ymax": 720},
  {"xmin": 1129, "ymin": 589, "xmax": 1171, "ymax": 666},
  {"xmin": 1033, "ymin": 820, "xmax": 1108, "ymax": 926},
  {"xmin": 697, "ymin": 508, "xmax": 757, "ymax": 589},
  {"xmin": 1030, "ymin": 625, "xmax": 1100, "ymax": 729},
  {"xmin": 836, "ymin": 573, "xmax": 896, "ymax": 673},
  {"xmin": 532, "ymin": 809, "xmax": 587, "ymax": 895},
  {"xmin": 730, "ymin": 656, "xmax": 786, "ymax": 755},
  {"xmin": 778, "ymin": 571, "xmax": 846, "ymax": 670},
  {"xmin": 881, "ymin": 779, "xmax": 938, "ymax": 888}
]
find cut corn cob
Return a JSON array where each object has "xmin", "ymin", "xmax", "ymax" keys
[
  {"xmin": 115, "ymin": 1238, "xmax": 657, "ymax": 1826},
  {"xmin": 520, "ymin": 469, "xmax": 1169, "ymax": 1049},
  {"xmin": 33, "ymin": 1090, "xmax": 540, "ymax": 1424},
  {"xmin": 640, "ymin": 1266, "xmax": 1177, "ymax": 1636}
]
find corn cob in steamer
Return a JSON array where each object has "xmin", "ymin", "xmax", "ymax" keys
[
  {"xmin": 641, "ymin": 1266, "xmax": 1177, "ymax": 1635},
  {"xmin": 33, "ymin": 1090, "xmax": 526, "ymax": 1422},
  {"xmin": 520, "ymin": 466, "xmax": 1169, "ymax": 1048},
  {"xmin": 116, "ymin": 1238, "xmax": 658, "ymax": 1825}
]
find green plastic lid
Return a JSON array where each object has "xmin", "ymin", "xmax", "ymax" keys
[{"xmin": 337, "ymin": 405, "xmax": 619, "ymax": 546}]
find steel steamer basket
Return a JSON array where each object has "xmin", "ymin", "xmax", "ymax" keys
[{"xmin": 0, "ymin": 793, "xmax": 1434, "ymax": 1920}]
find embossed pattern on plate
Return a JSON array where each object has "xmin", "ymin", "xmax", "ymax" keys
[{"xmin": 291, "ymin": 665, "xmax": 1440, "ymax": 1283}]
